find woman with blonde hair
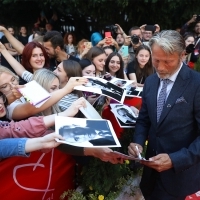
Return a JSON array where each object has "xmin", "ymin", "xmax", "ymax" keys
[
  {"xmin": 76, "ymin": 39, "xmax": 89, "ymax": 59},
  {"xmin": 0, "ymin": 65, "xmax": 87, "ymax": 120},
  {"xmin": 32, "ymin": 68, "xmax": 61, "ymax": 116}
]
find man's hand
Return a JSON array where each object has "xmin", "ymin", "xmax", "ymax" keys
[
  {"xmin": 128, "ymin": 143, "xmax": 143, "ymax": 157},
  {"xmin": 141, "ymin": 153, "xmax": 173, "ymax": 172},
  {"xmin": 115, "ymin": 24, "xmax": 124, "ymax": 35}
]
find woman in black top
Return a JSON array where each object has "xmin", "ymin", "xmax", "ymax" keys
[{"xmin": 127, "ymin": 45, "xmax": 154, "ymax": 87}]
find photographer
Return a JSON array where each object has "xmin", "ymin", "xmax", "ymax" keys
[
  {"xmin": 140, "ymin": 24, "xmax": 160, "ymax": 43},
  {"xmin": 126, "ymin": 26, "xmax": 143, "ymax": 62},
  {"xmin": 180, "ymin": 14, "xmax": 200, "ymax": 42},
  {"xmin": 114, "ymin": 24, "xmax": 143, "ymax": 62}
]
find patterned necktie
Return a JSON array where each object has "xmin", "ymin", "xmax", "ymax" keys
[{"xmin": 157, "ymin": 79, "xmax": 170, "ymax": 122}]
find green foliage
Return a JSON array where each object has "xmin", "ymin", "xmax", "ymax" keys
[
  {"xmin": 60, "ymin": 190, "xmax": 87, "ymax": 200},
  {"xmin": 194, "ymin": 58, "xmax": 200, "ymax": 72},
  {"xmin": 2, "ymin": 0, "xmax": 200, "ymax": 30},
  {"xmin": 60, "ymin": 127, "xmax": 145, "ymax": 200},
  {"xmin": 60, "ymin": 157, "xmax": 136, "ymax": 200}
]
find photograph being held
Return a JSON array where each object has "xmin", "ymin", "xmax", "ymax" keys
[{"xmin": 58, "ymin": 119, "xmax": 117, "ymax": 147}]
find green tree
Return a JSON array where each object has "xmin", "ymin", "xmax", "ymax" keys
[{"xmin": 1, "ymin": 0, "xmax": 200, "ymax": 33}]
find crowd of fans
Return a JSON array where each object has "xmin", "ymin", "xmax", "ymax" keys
[{"xmin": 1, "ymin": 12, "xmax": 200, "ymax": 199}]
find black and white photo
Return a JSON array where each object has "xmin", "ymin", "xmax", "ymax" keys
[
  {"xmin": 110, "ymin": 104, "xmax": 138, "ymax": 128},
  {"xmin": 74, "ymin": 76, "xmax": 126, "ymax": 103},
  {"xmin": 55, "ymin": 116, "xmax": 121, "ymax": 147},
  {"xmin": 110, "ymin": 77, "xmax": 142, "ymax": 98}
]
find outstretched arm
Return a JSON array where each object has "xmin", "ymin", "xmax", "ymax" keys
[
  {"xmin": 0, "ymin": 42, "xmax": 26, "ymax": 77},
  {"xmin": 25, "ymin": 133, "xmax": 64, "ymax": 153},
  {"xmin": 11, "ymin": 77, "xmax": 88, "ymax": 120},
  {"xmin": 0, "ymin": 26, "xmax": 24, "ymax": 54},
  {"xmin": 0, "ymin": 133, "xmax": 64, "ymax": 159}
]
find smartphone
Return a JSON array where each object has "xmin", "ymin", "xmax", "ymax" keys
[
  {"xmin": 145, "ymin": 25, "xmax": 156, "ymax": 32},
  {"xmin": 83, "ymin": 42, "xmax": 92, "ymax": 49},
  {"xmin": 105, "ymin": 32, "xmax": 112, "ymax": 45},
  {"xmin": 118, "ymin": 45, "xmax": 129, "ymax": 57}
]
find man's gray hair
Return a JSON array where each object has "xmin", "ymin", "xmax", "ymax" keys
[{"xmin": 149, "ymin": 30, "xmax": 185, "ymax": 55}]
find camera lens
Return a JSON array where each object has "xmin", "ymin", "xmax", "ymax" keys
[{"xmin": 131, "ymin": 35, "xmax": 140, "ymax": 45}]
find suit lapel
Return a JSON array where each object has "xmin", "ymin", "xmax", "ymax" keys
[
  {"xmin": 149, "ymin": 74, "xmax": 160, "ymax": 127},
  {"xmin": 157, "ymin": 64, "xmax": 191, "ymax": 126}
]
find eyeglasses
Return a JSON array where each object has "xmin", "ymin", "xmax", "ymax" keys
[
  {"xmin": 0, "ymin": 94, "xmax": 6, "ymax": 104},
  {"xmin": 0, "ymin": 76, "xmax": 18, "ymax": 92}
]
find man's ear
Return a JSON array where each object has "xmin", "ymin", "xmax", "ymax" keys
[
  {"xmin": 180, "ymin": 51, "xmax": 186, "ymax": 62},
  {"xmin": 55, "ymin": 46, "xmax": 61, "ymax": 52}
]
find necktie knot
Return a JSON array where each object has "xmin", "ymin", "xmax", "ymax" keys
[{"xmin": 162, "ymin": 78, "xmax": 170, "ymax": 85}]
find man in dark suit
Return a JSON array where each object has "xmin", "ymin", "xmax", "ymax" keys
[{"xmin": 128, "ymin": 30, "xmax": 200, "ymax": 199}]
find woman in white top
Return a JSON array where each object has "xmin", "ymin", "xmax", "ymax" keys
[{"xmin": 0, "ymin": 66, "xmax": 87, "ymax": 120}]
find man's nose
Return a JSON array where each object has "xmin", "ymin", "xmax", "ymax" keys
[{"xmin": 156, "ymin": 61, "xmax": 164, "ymax": 70}]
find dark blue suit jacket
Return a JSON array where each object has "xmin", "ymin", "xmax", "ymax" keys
[{"xmin": 134, "ymin": 64, "xmax": 200, "ymax": 197}]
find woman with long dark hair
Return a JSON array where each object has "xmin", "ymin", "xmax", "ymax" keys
[
  {"xmin": 105, "ymin": 52, "xmax": 126, "ymax": 79},
  {"xmin": 85, "ymin": 46, "xmax": 106, "ymax": 78},
  {"xmin": 127, "ymin": 45, "xmax": 154, "ymax": 87}
]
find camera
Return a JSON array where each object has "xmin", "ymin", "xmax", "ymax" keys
[
  {"xmin": 145, "ymin": 25, "xmax": 156, "ymax": 32},
  {"xmin": 105, "ymin": 25, "xmax": 118, "ymax": 32},
  {"xmin": 131, "ymin": 34, "xmax": 140, "ymax": 45},
  {"xmin": 104, "ymin": 25, "xmax": 118, "ymax": 38}
]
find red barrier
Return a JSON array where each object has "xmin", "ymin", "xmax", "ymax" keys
[{"xmin": 0, "ymin": 149, "xmax": 75, "ymax": 200}]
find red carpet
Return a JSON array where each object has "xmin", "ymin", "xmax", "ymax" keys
[{"xmin": 186, "ymin": 192, "xmax": 200, "ymax": 199}]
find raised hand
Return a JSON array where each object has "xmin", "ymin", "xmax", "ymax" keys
[
  {"xmin": 115, "ymin": 24, "xmax": 125, "ymax": 34},
  {"xmin": 64, "ymin": 77, "xmax": 88, "ymax": 92},
  {"xmin": 63, "ymin": 97, "xmax": 86, "ymax": 117}
]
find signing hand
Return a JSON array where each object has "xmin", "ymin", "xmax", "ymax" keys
[
  {"xmin": 141, "ymin": 153, "xmax": 173, "ymax": 172},
  {"xmin": 128, "ymin": 143, "xmax": 143, "ymax": 157}
]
